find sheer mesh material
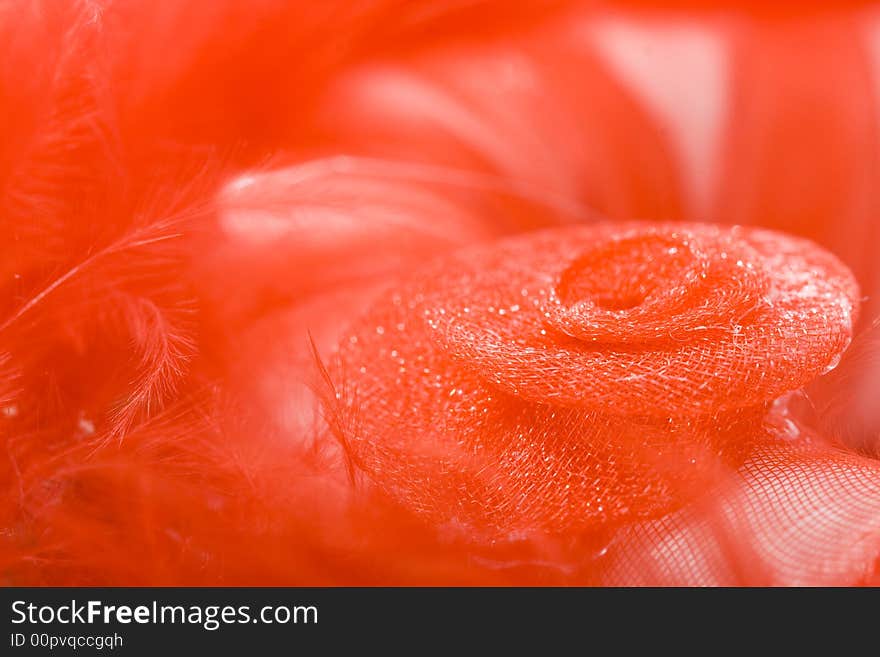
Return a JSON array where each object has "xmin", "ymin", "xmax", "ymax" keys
[
  {"xmin": 333, "ymin": 223, "xmax": 860, "ymax": 541},
  {"xmin": 601, "ymin": 441, "xmax": 880, "ymax": 585}
]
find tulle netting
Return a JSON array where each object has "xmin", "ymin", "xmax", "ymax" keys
[{"xmin": 333, "ymin": 222, "xmax": 859, "ymax": 539}]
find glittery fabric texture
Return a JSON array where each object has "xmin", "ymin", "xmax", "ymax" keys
[{"xmin": 333, "ymin": 223, "xmax": 859, "ymax": 539}]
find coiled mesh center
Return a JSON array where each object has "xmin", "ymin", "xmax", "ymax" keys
[{"xmin": 331, "ymin": 223, "xmax": 859, "ymax": 540}]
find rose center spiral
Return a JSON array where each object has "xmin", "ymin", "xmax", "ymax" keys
[{"xmin": 555, "ymin": 234, "xmax": 694, "ymax": 313}]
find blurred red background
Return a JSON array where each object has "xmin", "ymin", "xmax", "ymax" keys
[{"xmin": 2, "ymin": 0, "xmax": 880, "ymax": 585}]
